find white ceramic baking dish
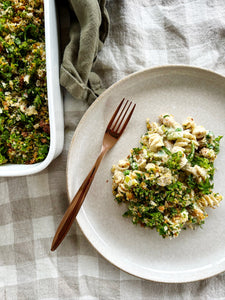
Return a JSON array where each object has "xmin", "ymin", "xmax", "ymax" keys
[{"xmin": 0, "ymin": 0, "xmax": 64, "ymax": 177}]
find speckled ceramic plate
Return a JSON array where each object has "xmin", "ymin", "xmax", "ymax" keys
[{"xmin": 67, "ymin": 65, "xmax": 225, "ymax": 283}]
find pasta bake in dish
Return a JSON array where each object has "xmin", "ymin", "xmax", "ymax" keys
[{"xmin": 0, "ymin": 0, "xmax": 49, "ymax": 164}]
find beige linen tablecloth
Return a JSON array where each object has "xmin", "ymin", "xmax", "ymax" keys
[{"xmin": 1, "ymin": 0, "xmax": 225, "ymax": 299}]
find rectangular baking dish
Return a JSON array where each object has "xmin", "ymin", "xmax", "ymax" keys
[{"xmin": 0, "ymin": 0, "xmax": 64, "ymax": 177}]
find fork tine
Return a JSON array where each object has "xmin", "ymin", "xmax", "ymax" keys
[
  {"xmin": 110, "ymin": 99, "xmax": 129, "ymax": 131},
  {"xmin": 106, "ymin": 98, "xmax": 125, "ymax": 130},
  {"xmin": 117, "ymin": 103, "xmax": 136, "ymax": 135},
  {"xmin": 113, "ymin": 101, "xmax": 132, "ymax": 132}
]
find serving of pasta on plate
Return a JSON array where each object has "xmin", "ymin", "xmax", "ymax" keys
[{"xmin": 112, "ymin": 114, "xmax": 223, "ymax": 239}]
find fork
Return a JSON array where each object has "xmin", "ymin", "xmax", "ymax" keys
[{"xmin": 51, "ymin": 98, "xmax": 136, "ymax": 251}]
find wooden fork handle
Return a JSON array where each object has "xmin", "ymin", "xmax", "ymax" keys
[{"xmin": 51, "ymin": 148, "xmax": 107, "ymax": 251}]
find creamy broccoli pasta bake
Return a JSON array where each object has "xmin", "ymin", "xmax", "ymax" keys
[
  {"xmin": 111, "ymin": 114, "xmax": 223, "ymax": 238},
  {"xmin": 0, "ymin": 0, "xmax": 49, "ymax": 164}
]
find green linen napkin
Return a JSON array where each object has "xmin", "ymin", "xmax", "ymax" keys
[{"xmin": 60, "ymin": 0, "xmax": 109, "ymax": 104}]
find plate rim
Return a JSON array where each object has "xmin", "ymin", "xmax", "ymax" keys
[{"xmin": 66, "ymin": 65, "xmax": 225, "ymax": 283}]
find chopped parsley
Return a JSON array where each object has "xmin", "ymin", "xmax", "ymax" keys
[
  {"xmin": 187, "ymin": 141, "xmax": 195, "ymax": 161},
  {"xmin": 207, "ymin": 136, "xmax": 223, "ymax": 154},
  {"xmin": 166, "ymin": 151, "xmax": 182, "ymax": 170}
]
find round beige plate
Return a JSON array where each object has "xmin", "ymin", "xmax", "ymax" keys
[{"xmin": 67, "ymin": 66, "xmax": 225, "ymax": 283}]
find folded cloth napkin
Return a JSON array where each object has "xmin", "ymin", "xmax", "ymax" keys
[{"xmin": 60, "ymin": 0, "xmax": 109, "ymax": 104}]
